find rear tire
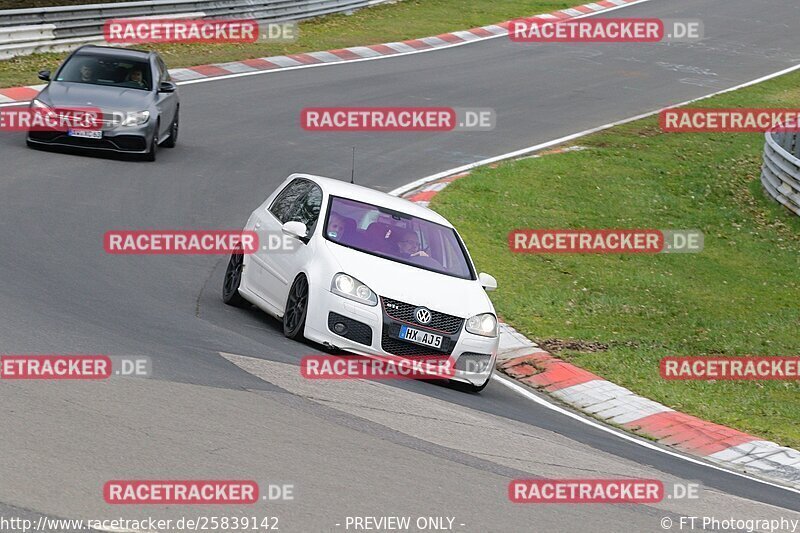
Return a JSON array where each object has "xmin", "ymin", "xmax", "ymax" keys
[
  {"xmin": 222, "ymin": 249, "xmax": 248, "ymax": 308},
  {"xmin": 162, "ymin": 109, "xmax": 178, "ymax": 148},
  {"xmin": 283, "ymin": 275, "xmax": 309, "ymax": 340}
]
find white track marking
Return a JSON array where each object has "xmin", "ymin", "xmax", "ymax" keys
[{"xmin": 492, "ymin": 374, "xmax": 800, "ymax": 495}]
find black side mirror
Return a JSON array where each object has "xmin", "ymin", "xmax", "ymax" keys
[
  {"xmin": 38, "ymin": 70, "xmax": 51, "ymax": 82},
  {"xmin": 158, "ymin": 81, "xmax": 177, "ymax": 93}
]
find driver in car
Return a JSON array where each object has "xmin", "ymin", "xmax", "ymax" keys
[
  {"xmin": 79, "ymin": 62, "xmax": 94, "ymax": 83},
  {"xmin": 393, "ymin": 229, "xmax": 430, "ymax": 258},
  {"xmin": 128, "ymin": 68, "xmax": 146, "ymax": 89}
]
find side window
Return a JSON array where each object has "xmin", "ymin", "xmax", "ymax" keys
[
  {"xmin": 292, "ymin": 185, "xmax": 323, "ymax": 234},
  {"xmin": 269, "ymin": 179, "xmax": 313, "ymax": 223}
]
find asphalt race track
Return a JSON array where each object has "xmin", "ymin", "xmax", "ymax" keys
[{"xmin": 1, "ymin": 0, "xmax": 800, "ymax": 530}]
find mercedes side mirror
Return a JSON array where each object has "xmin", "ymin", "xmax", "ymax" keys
[{"xmin": 158, "ymin": 81, "xmax": 177, "ymax": 93}]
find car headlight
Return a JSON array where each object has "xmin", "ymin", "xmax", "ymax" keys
[
  {"xmin": 119, "ymin": 111, "xmax": 150, "ymax": 127},
  {"xmin": 465, "ymin": 313, "xmax": 498, "ymax": 337},
  {"xmin": 31, "ymin": 98, "xmax": 56, "ymax": 117},
  {"xmin": 331, "ymin": 273, "xmax": 377, "ymax": 306}
]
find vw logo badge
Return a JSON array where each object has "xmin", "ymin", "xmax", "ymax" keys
[{"xmin": 414, "ymin": 307, "xmax": 432, "ymax": 325}]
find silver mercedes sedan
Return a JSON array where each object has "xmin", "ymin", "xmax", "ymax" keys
[{"xmin": 26, "ymin": 45, "xmax": 180, "ymax": 161}]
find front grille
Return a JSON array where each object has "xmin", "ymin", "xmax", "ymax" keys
[
  {"xmin": 381, "ymin": 297, "xmax": 464, "ymax": 334},
  {"xmin": 381, "ymin": 323, "xmax": 455, "ymax": 356},
  {"xmin": 455, "ymin": 352, "xmax": 492, "ymax": 373},
  {"xmin": 56, "ymin": 136, "xmax": 116, "ymax": 149},
  {"xmin": 328, "ymin": 312, "xmax": 372, "ymax": 346},
  {"xmin": 36, "ymin": 134, "xmax": 117, "ymax": 150},
  {"xmin": 29, "ymin": 131, "xmax": 146, "ymax": 152}
]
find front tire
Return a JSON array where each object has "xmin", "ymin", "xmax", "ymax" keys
[
  {"xmin": 144, "ymin": 122, "xmax": 159, "ymax": 161},
  {"xmin": 162, "ymin": 109, "xmax": 178, "ymax": 148},
  {"xmin": 222, "ymin": 250, "xmax": 248, "ymax": 307},
  {"xmin": 283, "ymin": 275, "xmax": 309, "ymax": 340}
]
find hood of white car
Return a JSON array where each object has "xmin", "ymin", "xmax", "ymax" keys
[{"xmin": 324, "ymin": 240, "xmax": 494, "ymax": 319}]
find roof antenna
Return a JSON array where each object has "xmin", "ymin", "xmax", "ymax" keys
[{"xmin": 350, "ymin": 146, "xmax": 356, "ymax": 184}]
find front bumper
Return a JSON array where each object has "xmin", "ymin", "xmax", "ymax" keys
[
  {"xmin": 304, "ymin": 290, "xmax": 498, "ymax": 387},
  {"xmin": 27, "ymin": 122, "xmax": 154, "ymax": 154}
]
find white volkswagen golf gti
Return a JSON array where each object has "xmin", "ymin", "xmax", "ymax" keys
[{"xmin": 223, "ymin": 174, "xmax": 500, "ymax": 392}]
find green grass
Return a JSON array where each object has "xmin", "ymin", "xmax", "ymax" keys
[
  {"xmin": 433, "ymin": 73, "xmax": 800, "ymax": 448},
  {"xmin": 0, "ymin": 0, "xmax": 573, "ymax": 88}
]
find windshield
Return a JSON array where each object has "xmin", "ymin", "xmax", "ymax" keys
[
  {"xmin": 56, "ymin": 54, "xmax": 152, "ymax": 91},
  {"xmin": 324, "ymin": 196, "xmax": 474, "ymax": 280}
]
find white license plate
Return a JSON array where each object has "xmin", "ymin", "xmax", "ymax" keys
[
  {"xmin": 67, "ymin": 129, "xmax": 102, "ymax": 139},
  {"xmin": 399, "ymin": 325, "xmax": 443, "ymax": 349}
]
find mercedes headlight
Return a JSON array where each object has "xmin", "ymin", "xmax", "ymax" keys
[
  {"xmin": 31, "ymin": 98, "xmax": 56, "ymax": 118},
  {"xmin": 466, "ymin": 313, "xmax": 497, "ymax": 337},
  {"xmin": 119, "ymin": 110, "xmax": 150, "ymax": 127},
  {"xmin": 331, "ymin": 273, "xmax": 377, "ymax": 306}
]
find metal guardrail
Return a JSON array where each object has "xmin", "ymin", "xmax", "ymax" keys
[
  {"xmin": 761, "ymin": 131, "xmax": 800, "ymax": 216},
  {"xmin": 0, "ymin": 0, "xmax": 395, "ymax": 59}
]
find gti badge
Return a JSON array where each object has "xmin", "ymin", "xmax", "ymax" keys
[{"xmin": 414, "ymin": 307, "xmax": 432, "ymax": 325}]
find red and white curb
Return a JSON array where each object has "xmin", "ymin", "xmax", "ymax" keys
[
  {"xmin": 0, "ymin": 0, "xmax": 644, "ymax": 105},
  {"xmin": 398, "ymin": 172, "xmax": 800, "ymax": 490},
  {"xmin": 0, "ymin": 83, "xmax": 45, "ymax": 104}
]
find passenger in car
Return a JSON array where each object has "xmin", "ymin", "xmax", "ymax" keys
[{"xmin": 327, "ymin": 213, "xmax": 349, "ymax": 241}]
